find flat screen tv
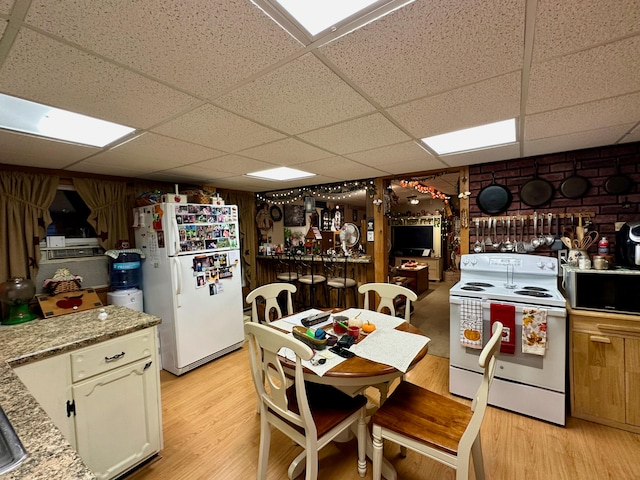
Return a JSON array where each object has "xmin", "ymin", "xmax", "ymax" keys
[{"xmin": 392, "ymin": 226, "xmax": 433, "ymax": 256}]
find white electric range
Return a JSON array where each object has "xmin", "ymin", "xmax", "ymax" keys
[{"xmin": 449, "ymin": 253, "xmax": 568, "ymax": 425}]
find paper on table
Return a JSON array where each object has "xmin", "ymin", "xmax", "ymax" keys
[
  {"xmin": 339, "ymin": 308, "xmax": 404, "ymax": 330},
  {"xmin": 350, "ymin": 328, "xmax": 430, "ymax": 373},
  {"xmin": 278, "ymin": 346, "xmax": 346, "ymax": 376},
  {"xmin": 269, "ymin": 308, "xmax": 326, "ymax": 333}
]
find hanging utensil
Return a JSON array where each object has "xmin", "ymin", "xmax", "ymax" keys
[
  {"xmin": 492, "ymin": 218, "xmax": 501, "ymax": 250},
  {"xmin": 476, "ymin": 172, "xmax": 513, "ymax": 215},
  {"xmin": 604, "ymin": 158, "xmax": 634, "ymax": 195},
  {"xmin": 538, "ymin": 213, "xmax": 546, "ymax": 247},
  {"xmin": 485, "ymin": 217, "xmax": 493, "ymax": 248},
  {"xmin": 474, "ymin": 218, "xmax": 483, "ymax": 253},
  {"xmin": 531, "ymin": 212, "xmax": 541, "ymax": 249},
  {"xmin": 560, "ymin": 159, "xmax": 590, "ymax": 199},
  {"xmin": 516, "ymin": 217, "xmax": 526, "ymax": 253},
  {"xmin": 577, "ymin": 215, "xmax": 584, "ymax": 245},
  {"xmin": 545, "ymin": 213, "xmax": 555, "ymax": 246},
  {"xmin": 520, "ymin": 160, "xmax": 555, "ymax": 207},
  {"xmin": 551, "ymin": 214, "xmax": 563, "ymax": 251},
  {"xmin": 580, "ymin": 231, "xmax": 599, "ymax": 250},
  {"xmin": 503, "ymin": 217, "xmax": 513, "ymax": 251}
]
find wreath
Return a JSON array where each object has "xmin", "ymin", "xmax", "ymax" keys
[{"xmin": 270, "ymin": 205, "xmax": 282, "ymax": 222}]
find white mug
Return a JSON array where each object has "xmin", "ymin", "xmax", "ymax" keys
[{"xmin": 578, "ymin": 257, "xmax": 591, "ymax": 270}]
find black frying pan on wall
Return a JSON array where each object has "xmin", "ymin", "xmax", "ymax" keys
[
  {"xmin": 520, "ymin": 160, "xmax": 554, "ymax": 207},
  {"xmin": 476, "ymin": 172, "xmax": 512, "ymax": 215},
  {"xmin": 560, "ymin": 159, "xmax": 590, "ymax": 199},
  {"xmin": 604, "ymin": 158, "xmax": 634, "ymax": 195}
]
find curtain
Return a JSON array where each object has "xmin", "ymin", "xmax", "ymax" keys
[
  {"xmin": 73, "ymin": 178, "xmax": 129, "ymax": 251},
  {"xmin": 216, "ymin": 190, "xmax": 257, "ymax": 293},
  {"xmin": 0, "ymin": 171, "xmax": 58, "ymax": 282}
]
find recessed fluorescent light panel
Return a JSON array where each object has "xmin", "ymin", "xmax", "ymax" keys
[
  {"xmin": 246, "ymin": 167, "xmax": 316, "ymax": 181},
  {"xmin": 421, "ymin": 119, "xmax": 517, "ymax": 155},
  {"xmin": 0, "ymin": 93, "xmax": 135, "ymax": 147}
]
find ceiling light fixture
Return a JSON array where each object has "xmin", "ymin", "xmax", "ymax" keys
[
  {"xmin": 0, "ymin": 93, "xmax": 135, "ymax": 147},
  {"xmin": 246, "ymin": 166, "xmax": 315, "ymax": 181},
  {"xmin": 407, "ymin": 196, "xmax": 419, "ymax": 205},
  {"xmin": 421, "ymin": 118, "xmax": 516, "ymax": 155}
]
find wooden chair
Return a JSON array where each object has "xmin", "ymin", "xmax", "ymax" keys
[
  {"xmin": 246, "ymin": 283, "xmax": 296, "ymax": 324},
  {"xmin": 323, "ymin": 254, "xmax": 358, "ymax": 308},
  {"xmin": 244, "ymin": 322, "xmax": 367, "ymax": 480},
  {"xmin": 371, "ymin": 321, "xmax": 503, "ymax": 480},
  {"xmin": 358, "ymin": 283, "xmax": 417, "ymax": 323}
]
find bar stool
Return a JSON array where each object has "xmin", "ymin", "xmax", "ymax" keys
[
  {"xmin": 274, "ymin": 251, "xmax": 300, "ymax": 310},
  {"xmin": 324, "ymin": 254, "xmax": 358, "ymax": 308},
  {"xmin": 297, "ymin": 254, "xmax": 327, "ymax": 308}
]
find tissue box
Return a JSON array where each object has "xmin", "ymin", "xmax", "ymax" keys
[{"xmin": 161, "ymin": 194, "xmax": 187, "ymax": 204}]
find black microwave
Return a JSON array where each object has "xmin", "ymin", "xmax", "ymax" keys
[{"xmin": 562, "ymin": 266, "xmax": 640, "ymax": 315}]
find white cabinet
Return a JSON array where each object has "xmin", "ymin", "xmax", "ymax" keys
[{"xmin": 14, "ymin": 327, "xmax": 162, "ymax": 479}]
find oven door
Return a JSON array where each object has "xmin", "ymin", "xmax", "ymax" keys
[{"xmin": 449, "ymin": 296, "xmax": 567, "ymax": 393}]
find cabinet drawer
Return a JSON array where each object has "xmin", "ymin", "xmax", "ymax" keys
[{"xmin": 71, "ymin": 330, "xmax": 154, "ymax": 382}]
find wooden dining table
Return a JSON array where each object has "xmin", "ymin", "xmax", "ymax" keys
[{"xmin": 271, "ymin": 309, "xmax": 430, "ymax": 480}]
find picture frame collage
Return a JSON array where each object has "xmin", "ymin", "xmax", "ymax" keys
[
  {"xmin": 192, "ymin": 252, "xmax": 232, "ymax": 295},
  {"xmin": 174, "ymin": 204, "xmax": 238, "ymax": 252}
]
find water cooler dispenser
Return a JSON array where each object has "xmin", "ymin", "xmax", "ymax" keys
[{"xmin": 105, "ymin": 250, "xmax": 145, "ymax": 312}]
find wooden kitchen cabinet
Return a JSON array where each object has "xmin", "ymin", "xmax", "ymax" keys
[
  {"xmin": 14, "ymin": 327, "xmax": 162, "ymax": 479},
  {"xmin": 569, "ymin": 308, "xmax": 640, "ymax": 433}
]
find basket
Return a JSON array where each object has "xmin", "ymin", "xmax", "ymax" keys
[
  {"xmin": 46, "ymin": 279, "xmax": 82, "ymax": 295},
  {"xmin": 184, "ymin": 189, "xmax": 212, "ymax": 204}
]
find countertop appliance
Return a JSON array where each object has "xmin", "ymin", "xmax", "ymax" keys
[
  {"xmin": 134, "ymin": 202, "xmax": 243, "ymax": 376},
  {"xmin": 615, "ymin": 221, "xmax": 640, "ymax": 269},
  {"xmin": 449, "ymin": 253, "xmax": 567, "ymax": 425}
]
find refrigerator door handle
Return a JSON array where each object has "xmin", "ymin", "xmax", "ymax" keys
[{"xmin": 173, "ymin": 257, "xmax": 183, "ymax": 299}]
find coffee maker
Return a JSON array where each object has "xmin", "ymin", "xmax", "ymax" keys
[{"xmin": 615, "ymin": 221, "xmax": 640, "ymax": 269}]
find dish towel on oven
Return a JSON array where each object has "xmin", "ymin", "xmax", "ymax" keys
[
  {"xmin": 490, "ymin": 303, "xmax": 516, "ymax": 354},
  {"xmin": 522, "ymin": 307, "xmax": 547, "ymax": 356},
  {"xmin": 460, "ymin": 299, "xmax": 483, "ymax": 349}
]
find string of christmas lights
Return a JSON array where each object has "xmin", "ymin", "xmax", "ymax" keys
[
  {"xmin": 398, "ymin": 178, "xmax": 450, "ymax": 203},
  {"xmin": 256, "ymin": 180, "xmax": 376, "ymax": 205}
]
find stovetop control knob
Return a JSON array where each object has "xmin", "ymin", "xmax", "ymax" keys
[
  {"xmin": 546, "ymin": 262, "xmax": 556, "ymax": 270},
  {"xmin": 463, "ymin": 258, "xmax": 469, "ymax": 265},
  {"xmin": 536, "ymin": 261, "xmax": 544, "ymax": 269}
]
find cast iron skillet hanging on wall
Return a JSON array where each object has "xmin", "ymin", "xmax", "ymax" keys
[
  {"xmin": 604, "ymin": 158, "xmax": 634, "ymax": 195},
  {"xmin": 559, "ymin": 159, "xmax": 590, "ymax": 199},
  {"xmin": 520, "ymin": 159, "xmax": 554, "ymax": 207},
  {"xmin": 476, "ymin": 172, "xmax": 512, "ymax": 215}
]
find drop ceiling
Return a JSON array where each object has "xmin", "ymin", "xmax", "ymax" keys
[{"xmin": 0, "ymin": 0, "xmax": 638, "ymax": 197}]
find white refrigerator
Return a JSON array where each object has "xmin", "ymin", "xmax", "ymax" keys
[{"xmin": 134, "ymin": 202, "xmax": 244, "ymax": 376}]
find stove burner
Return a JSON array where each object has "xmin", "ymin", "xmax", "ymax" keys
[
  {"xmin": 461, "ymin": 286, "xmax": 485, "ymax": 291},
  {"xmin": 514, "ymin": 290, "xmax": 552, "ymax": 298},
  {"xmin": 522, "ymin": 286, "xmax": 549, "ymax": 292},
  {"xmin": 466, "ymin": 282, "xmax": 494, "ymax": 288}
]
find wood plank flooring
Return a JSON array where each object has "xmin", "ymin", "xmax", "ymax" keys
[{"xmin": 126, "ymin": 345, "xmax": 640, "ymax": 480}]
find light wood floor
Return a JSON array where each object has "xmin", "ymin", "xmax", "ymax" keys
[{"xmin": 126, "ymin": 345, "xmax": 640, "ymax": 480}]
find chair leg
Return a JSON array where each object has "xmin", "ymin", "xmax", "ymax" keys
[
  {"xmin": 372, "ymin": 424, "xmax": 383, "ymax": 480},
  {"xmin": 357, "ymin": 414, "xmax": 367, "ymax": 477},
  {"xmin": 470, "ymin": 434, "xmax": 485, "ymax": 480},
  {"xmin": 257, "ymin": 414, "xmax": 271, "ymax": 480}
]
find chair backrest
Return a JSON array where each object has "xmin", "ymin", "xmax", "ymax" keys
[
  {"xmin": 245, "ymin": 322, "xmax": 316, "ymax": 440},
  {"xmin": 245, "ymin": 283, "xmax": 297, "ymax": 323},
  {"xmin": 458, "ymin": 321, "xmax": 503, "ymax": 454},
  {"xmin": 358, "ymin": 282, "xmax": 418, "ymax": 322}
]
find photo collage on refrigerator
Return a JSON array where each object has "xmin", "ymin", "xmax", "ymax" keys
[
  {"xmin": 175, "ymin": 204, "xmax": 238, "ymax": 252},
  {"xmin": 193, "ymin": 252, "xmax": 235, "ymax": 296}
]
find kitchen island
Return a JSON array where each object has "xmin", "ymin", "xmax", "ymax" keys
[{"xmin": 0, "ymin": 305, "xmax": 161, "ymax": 479}]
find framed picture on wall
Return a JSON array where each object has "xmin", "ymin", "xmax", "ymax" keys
[{"xmin": 284, "ymin": 204, "xmax": 306, "ymax": 226}]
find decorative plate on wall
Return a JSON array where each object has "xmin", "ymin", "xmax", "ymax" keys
[{"xmin": 270, "ymin": 205, "xmax": 282, "ymax": 222}]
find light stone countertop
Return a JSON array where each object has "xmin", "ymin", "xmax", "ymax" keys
[{"xmin": 0, "ymin": 305, "xmax": 161, "ymax": 479}]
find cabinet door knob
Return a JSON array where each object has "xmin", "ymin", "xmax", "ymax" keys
[
  {"xmin": 589, "ymin": 335, "xmax": 611, "ymax": 344},
  {"xmin": 105, "ymin": 352, "xmax": 126, "ymax": 362}
]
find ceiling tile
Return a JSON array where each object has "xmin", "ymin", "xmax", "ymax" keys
[
  {"xmin": 0, "ymin": 28, "xmax": 201, "ymax": 128},
  {"xmin": 321, "ymin": 0, "xmax": 524, "ymax": 107},
  {"xmin": 620, "ymin": 125, "xmax": 640, "ymax": 144},
  {"xmin": 295, "ymin": 156, "xmax": 387, "ymax": 181},
  {"xmin": 524, "ymin": 124, "xmax": 634, "ymax": 157},
  {"xmin": 152, "ymin": 104, "xmax": 285, "ymax": 152},
  {"xmin": 532, "ymin": 0, "xmax": 640, "ymax": 63},
  {"xmin": 298, "ymin": 113, "xmax": 410, "ymax": 154},
  {"xmin": 85, "ymin": 133, "xmax": 225, "ymax": 170},
  {"xmin": 0, "ymin": 1, "xmax": 11, "ymax": 14},
  {"xmin": 525, "ymin": 93, "xmax": 640, "ymax": 140},
  {"xmin": 440, "ymin": 143, "xmax": 521, "ymax": 168},
  {"xmin": 387, "ymin": 72, "xmax": 521, "ymax": 138},
  {"xmin": 239, "ymin": 138, "xmax": 332, "ymax": 164},
  {"xmin": 0, "ymin": 129, "xmax": 97, "ymax": 169},
  {"xmin": 68, "ymin": 161, "xmax": 159, "ymax": 177},
  {"xmin": 216, "ymin": 53, "xmax": 375, "ymax": 134},
  {"xmin": 192, "ymin": 154, "xmax": 278, "ymax": 176},
  {"xmin": 0, "ymin": 19, "xmax": 7, "ymax": 36},
  {"xmin": 346, "ymin": 141, "xmax": 446, "ymax": 175},
  {"xmin": 23, "ymin": 0, "xmax": 302, "ymax": 99},
  {"xmin": 527, "ymin": 36, "xmax": 640, "ymax": 114}
]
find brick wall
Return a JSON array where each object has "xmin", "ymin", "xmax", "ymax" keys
[{"xmin": 468, "ymin": 141, "xmax": 640, "ymax": 257}]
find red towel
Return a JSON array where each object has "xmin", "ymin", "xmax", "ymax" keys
[{"xmin": 490, "ymin": 303, "xmax": 515, "ymax": 354}]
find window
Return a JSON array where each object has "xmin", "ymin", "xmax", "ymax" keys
[{"xmin": 47, "ymin": 188, "xmax": 97, "ymax": 240}]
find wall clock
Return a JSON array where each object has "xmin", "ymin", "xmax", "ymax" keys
[{"xmin": 269, "ymin": 205, "xmax": 282, "ymax": 222}]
